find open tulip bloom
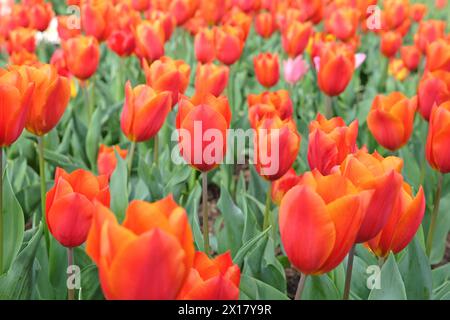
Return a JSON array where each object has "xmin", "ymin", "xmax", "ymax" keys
[{"xmin": 0, "ymin": 0, "xmax": 449, "ymax": 305}]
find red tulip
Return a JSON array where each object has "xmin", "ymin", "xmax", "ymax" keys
[
  {"xmin": 281, "ymin": 21, "xmax": 312, "ymax": 58},
  {"xmin": 195, "ymin": 63, "xmax": 229, "ymax": 97},
  {"xmin": 63, "ymin": 35, "xmax": 100, "ymax": 81},
  {"xmin": 255, "ymin": 12, "xmax": 276, "ymax": 39},
  {"xmin": 253, "ymin": 53, "xmax": 279, "ymax": 88},
  {"xmin": 425, "ymin": 39, "xmax": 450, "ymax": 73},
  {"xmin": 81, "ymin": 0, "xmax": 114, "ymax": 42},
  {"xmin": 97, "ymin": 144, "xmax": 128, "ymax": 178},
  {"xmin": 194, "ymin": 28, "xmax": 215, "ymax": 64},
  {"xmin": 325, "ymin": 7, "xmax": 359, "ymax": 41},
  {"xmin": 214, "ymin": 25, "xmax": 244, "ymax": 66},
  {"xmin": 271, "ymin": 168, "xmax": 301, "ymax": 205},
  {"xmin": 247, "ymin": 90, "xmax": 293, "ymax": 128},
  {"xmin": 400, "ymin": 45, "xmax": 421, "ymax": 71},
  {"xmin": 380, "ymin": 31, "xmax": 402, "ymax": 58},
  {"xmin": 107, "ymin": 29, "xmax": 135, "ymax": 57},
  {"xmin": 415, "ymin": 20, "xmax": 446, "ymax": 53},
  {"xmin": 8, "ymin": 27, "xmax": 36, "ymax": 54},
  {"xmin": 417, "ymin": 70, "xmax": 450, "ymax": 120},
  {"xmin": 134, "ymin": 20, "xmax": 165, "ymax": 63},
  {"xmin": 28, "ymin": 0, "xmax": 54, "ymax": 32},
  {"xmin": 426, "ymin": 101, "xmax": 450, "ymax": 173}
]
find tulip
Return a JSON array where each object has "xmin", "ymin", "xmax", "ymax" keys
[
  {"xmin": 425, "ymin": 39, "xmax": 450, "ymax": 73},
  {"xmin": 146, "ymin": 10, "xmax": 176, "ymax": 41},
  {"xmin": 195, "ymin": 63, "xmax": 229, "ymax": 97},
  {"xmin": 271, "ymin": 168, "xmax": 301, "ymax": 205},
  {"xmin": 86, "ymin": 195, "xmax": 195, "ymax": 299},
  {"xmin": 279, "ymin": 170, "xmax": 363, "ymax": 276},
  {"xmin": 171, "ymin": 0, "xmax": 197, "ymax": 26},
  {"xmin": 223, "ymin": 8, "xmax": 252, "ymax": 41},
  {"xmin": 380, "ymin": 31, "xmax": 402, "ymax": 58},
  {"xmin": 134, "ymin": 20, "xmax": 165, "ymax": 63},
  {"xmin": 57, "ymin": 16, "xmax": 82, "ymax": 41},
  {"xmin": 410, "ymin": 3, "xmax": 427, "ymax": 22},
  {"xmin": 417, "ymin": 70, "xmax": 450, "ymax": 120},
  {"xmin": 107, "ymin": 29, "xmax": 135, "ymax": 57},
  {"xmin": 178, "ymin": 251, "xmax": 240, "ymax": 300},
  {"xmin": 307, "ymin": 113, "xmax": 358, "ymax": 175},
  {"xmin": 50, "ymin": 48, "xmax": 70, "ymax": 77},
  {"xmin": 283, "ymin": 55, "xmax": 309, "ymax": 85},
  {"xmin": 28, "ymin": 1, "xmax": 54, "ymax": 32},
  {"xmin": 8, "ymin": 27, "xmax": 36, "ymax": 54},
  {"xmin": 435, "ymin": 0, "xmax": 447, "ymax": 9},
  {"xmin": 214, "ymin": 25, "xmax": 244, "ymax": 66},
  {"xmin": 367, "ymin": 185, "xmax": 425, "ymax": 257},
  {"xmin": 297, "ymin": 0, "xmax": 323, "ymax": 24},
  {"xmin": 62, "ymin": 35, "xmax": 100, "ymax": 81},
  {"xmin": 131, "ymin": 0, "xmax": 150, "ymax": 11},
  {"xmin": 367, "ymin": 92, "xmax": 417, "ymax": 151},
  {"xmin": 415, "ymin": 20, "xmax": 446, "ymax": 53},
  {"xmin": 383, "ymin": 0, "xmax": 410, "ymax": 30},
  {"xmin": 275, "ymin": 8, "xmax": 302, "ymax": 32},
  {"xmin": 120, "ymin": 81, "xmax": 172, "ymax": 143},
  {"xmin": 247, "ymin": 90, "xmax": 293, "ymax": 125},
  {"xmin": 401, "ymin": 45, "xmax": 421, "ymax": 71},
  {"xmin": 143, "ymin": 56, "xmax": 191, "ymax": 108},
  {"xmin": 81, "ymin": 0, "xmax": 114, "ymax": 42},
  {"xmin": 8, "ymin": 50, "xmax": 39, "ymax": 66},
  {"xmin": 255, "ymin": 12, "xmax": 276, "ymax": 39},
  {"xmin": 46, "ymin": 167, "xmax": 110, "ymax": 248},
  {"xmin": 317, "ymin": 42, "xmax": 355, "ymax": 97},
  {"xmin": 194, "ymin": 28, "xmax": 215, "ymax": 64},
  {"xmin": 281, "ymin": 21, "xmax": 312, "ymax": 58},
  {"xmin": 426, "ymin": 101, "xmax": 450, "ymax": 173},
  {"xmin": 254, "ymin": 53, "xmax": 279, "ymax": 88},
  {"xmin": 325, "ymin": 7, "xmax": 359, "ymax": 41},
  {"xmin": 97, "ymin": 144, "xmax": 128, "ymax": 178}
]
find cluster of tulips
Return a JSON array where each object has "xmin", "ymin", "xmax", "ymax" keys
[{"xmin": 0, "ymin": 0, "xmax": 449, "ymax": 301}]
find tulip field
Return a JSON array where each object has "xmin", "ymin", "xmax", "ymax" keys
[{"xmin": 0, "ymin": 0, "xmax": 450, "ymax": 303}]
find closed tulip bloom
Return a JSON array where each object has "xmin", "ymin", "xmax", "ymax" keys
[
  {"xmin": 426, "ymin": 101, "xmax": 450, "ymax": 173},
  {"xmin": 280, "ymin": 170, "xmax": 363, "ymax": 275},
  {"xmin": 8, "ymin": 50, "xmax": 39, "ymax": 66},
  {"xmin": 0, "ymin": 68, "xmax": 34, "ymax": 147},
  {"xmin": 410, "ymin": 3, "xmax": 427, "ymax": 22},
  {"xmin": 247, "ymin": 90, "xmax": 293, "ymax": 123},
  {"xmin": 86, "ymin": 195, "xmax": 195, "ymax": 299},
  {"xmin": 223, "ymin": 8, "xmax": 252, "ymax": 41},
  {"xmin": 401, "ymin": 45, "xmax": 421, "ymax": 71},
  {"xmin": 435, "ymin": 0, "xmax": 448, "ymax": 8},
  {"xmin": 317, "ymin": 42, "xmax": 355, "ymax": 97},
  {"xmin": 198, "ymin": 0, "xmax": 225, "ymax": 25},
  {"xmin": 415, "ymin": 20, "xmax": 446, "ymax": 53},
  {"xmin": 177, "ymin": 95, "xmax": 231, "ymax": 172},
  {"xmin": 171, "ymin": 0, "xmax": 197, "ymax": 26},
  {"xmin": 8, "ymin": 27, "xmax": 36, "ymax": 54},
  {"xmin": 297, "ymin": 0, "xmax": 323, "ymax": 24},
  {"xmin": 195, "ymin": 63, "xmax": 229, "ymax": 97},
  {"xmin": 380, "ymin": 31, "xmax": 402, "ymax": 58},
  {"xmin": 57, "ymin": 16, "xmax": 82, "ymax": 41},
  {"xmin": 281, "ymin": 21, "xmax": 312, "ymax": 58},
  {"xmin": 307, "ymin": 113, "xmax": 358, "ymax": 175},
  {"xmin": 425, "ymin": 39, "xmax": 450, "ymax": 73},
  {"xmin": 178, "ymin": 251, "xmax": 240, "ymax": 300},
  {"xmin": 383, "ymin": 0, "xmax": 410, "ymax": 30},
  {"xmin": 97, "ymin": 144, "xmax": 128, "ymax": 178},
  {"xmin": 120, "ymin": 81, "xmax": 172, "ymax": 143},
  {"xmin": 63, "ymin": 35, "xmax": 100, "ymax": 81},
  {"xmin": 367, "ymin": 184, "xmax": 425, "ymax": 257},
  {"xmin": 50, "ymin": 48, "xmax": 70, "ymax": 77},
  {"xmin": 417, "ymin": 70, "xmax": 450, "ymax": 120},
  {"xmin": 81, "ymin": 0, "xmax": 114, "ymax": 42},
  {"xmin": 283, "ymin": 55, "xmax": 309, "ymax": 85},
  {"xmin": 255, "ymin": 11, "xmax": 276, "ymax": 39},
  {"xmin": 326, "ymin": 7, "xmax": 359, "ymax": 41},
  {"xmin": 215, "ymin": 25, "xmax": 244, "ymax": 66},
  {"xmin": 194, "ymin": 28, "xmax": 215, "ymax": 64},
  {"xmin": 146, "ymin": 10, "xmax": 176, "ymax": 41},
  {"xmin": 46, "ymin": 167, "xmax": 110, "ymax": 247},
  {"xmin": 134, "ymin": 20, "xmax": 165, "ymax": 63},
  {"xmin": 254, "ymin": 116, "xmax": 301, "ymax": 181},
  {"xmin": 107, "ymin": 29, "xmax": 135, "ymax": 57},
  {"xmin": 337, "ymin": 150, "xmax": 404, "ymax": 243},
  {"xmin": 271, "ymin": 168, "xmax": 301, "ymax": 205},
  {"xmin": 28, "ymin": 1, "xmax": 54, "ymax": 31},
  {"xmin": 143, "ymin": 56, "xmax": 191, "ymax": 108},
  {"xmin": 131, "ymin": 0, "xmax": 150, "ymax": 11},
  {"xmin": 254, "ymin": 53, "xmax": 279, "ymax": 88}
]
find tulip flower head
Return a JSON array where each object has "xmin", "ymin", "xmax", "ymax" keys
[
  {"xmin": 253, "ymin": 52, "xmax": 279, "ymax": 88},
  {"xmin": 195, "ymin": 63, "xmax": 229, "ymax": 97},
  {"xmin": 63, "ymin": 35, "xmax": 100, "ymax": 81},
  {"xmin": 97, "ymin": 144, "xmax": 128, "ymax": 178},
  {"xmin": 426, "ymin": 101, "xmax": 450, "ymax": 173},
  {"xmin": 247, "ymin": 90, "xmax": 293, "ymax": 128},
  {"xmin": 194, "ymin": 28, "xmax": 215, "ymax": 64},
  {"xmin": 134, "ymin": 20, "xmax": 165, "ymax": 64},
  {"xmin": 417, "ymin": 70, "xmax": 450, "ymax": 120},
  {"xmin": 271, "ymin": 168, "xmax": 301, "ymax": 205},
  {"xmin": 255, "ymin": 11, "xmax": 276, "ymax": 39},
  {"xmin": 380, "ymin": 31, "xmax": 402, "ymax": 58},
  {"xmin": 283, "ymin": 55, "xmax": 309, "ymax": 85},
  {"xmin": 214, "ymin": 25, "xmax": 244, "ymax": 66},
  {"xmin": 281, "ymin": 21, "xmax": 312, "ymax": 58},
  {"xmin": 425, "ymin": 39, "xmax": 450, "ymax": 73},
  {"xmin": 401, "ymin": 45, "xmax": 421, "ymax": 71}
]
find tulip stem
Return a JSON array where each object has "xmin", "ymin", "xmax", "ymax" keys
[
  {"xmin": 426, "ymin": 172, "xmax": 443, "ymax": 257},
  {"xmin": 0, "ymin": 148, "xmax": 3, "ymax": 273},
  {"xmin": 83, "ymin": 83, "xmax": 93, "ymax": 123},
  {"xmin": 37, "ymin": 136, "xmax": 49, "ymax": 247},
  {"xmin": 127, "ymin": 141, "xmax": 136, "ymax": 177},
  {"xmin": 343, "ymin": 245, "xmax": 356, "ymax": 300},
  {"xmin": 67, "ymin": 247, "xmax": 74, "ymax": 300},
  {"xmin": 324, "ymin": 95, "xmax": 334, "ymax": 118},
  {"xmin": 263, "ymin": 184, "xmax": 272, "ymax": 231},
  {"xmin": 201, "ymin": 172, "xmax": 210, "ymax": 255},
  {"xmin": 153, "ymin": 134, "xmax": 159, "ymax": 166},
  {"xmin": 295, "ymin": 273, "xmax": 307, "ymax": 300}
]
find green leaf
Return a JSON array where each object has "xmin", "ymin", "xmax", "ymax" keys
[
  {"xmin": 432, "ymin": 263, "xmax": 450, "ymax": 290},
  {"xmin": 233, "ymin": 228, "xmax": 270, "ymax": 266},
  {"xmin": 430, "ymin": 196, "xmax": 450, "ymax": 264},
  {"xmin": 239, "ymin": 274, "xmax": 289, "ymax": 300},
  {"xmin": 183, "ymin": 182, "xmax": 203, "ymax": 250},
  {"xmin": 349, "ymin": 256, "xmax": 371, "ymax": 300},
  {"xmin": 1, "ymin": 167, "xmax": 25, "ymax": 274},
  {"xmin": 110, "ymin": 150, "xmax": 128, "ymax": 222},
  {"xmin": 368, "ymin": 253, "xmax": 407, "ymax": 300},
  {"xmin": 302, "ymin": 274, "xmax": 341, "ymax": 300},
  {"xmin": 0, "ymin": 225, "xmax": 43, "ymax": 299},
  {"xmin": 80, "ymin": 265, "xmax": 104, "ymax": 300},
  {"xmin": 85, "ymin": 108, "xmax": 102, "ymax": 170}
]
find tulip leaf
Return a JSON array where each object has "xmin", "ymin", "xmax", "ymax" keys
[
  {"xmin": 302, "ymin": 274, "xmax": 341, "ymax": 300},
  {"xmin": 432, "ymin": 263, "xmax": 450, "ymax": 290},
  {"xmin": 183, "ymin": 182, "xmax": 203, "ymax": 251},
  {"xmin": 349, "ymin": 255, "xmax": 371, "ymax": 300},
  {"xmin": 80, "ymin": 265, "xmax": 104, "ymax": 300},
  {"xmin": 85, "ymin": 107, "xmax": 103, "ymax": 170},
  {"xmin": 0, "ymin": 225, "xmax": 42, "ymax": 299},
  {"xmin": 368, "ymin": 253, "xmax": 407, "ymax": 300},
  {"xmin": 1, "ymin": 166, "xmax": 25, "ymax": 274},
  {"xmin": 233, "ymin": 227, "xmax": 270, "ymax": 267},
  {"xmin": 429, "ymin": 195, "xmax": 450, "ymax": 264},
  {"xmin": 110, "ymin": 150, "xmax": 129, "ymax": 223},
  {"xmin": 239, "ymin": 274, "xmax": 289, "ymax": 300}
]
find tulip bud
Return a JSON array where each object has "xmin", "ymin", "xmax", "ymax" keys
[
  {"xmin": 401, "ymin": 45, "xmax": 421, "ymax": 71},
  {"xmin": 426, "ymin": 101, "xmax": 450, "ymax": 173},
  {"xmin": 107, "ymin": 29, "xmax": 135, "ymax": 57},
  {"xmin": 46, "ymin": 167, "xmax": 110, "ymax": 248},
  {"xmin": 425, "ymin": 39, "xmax": 450, "ymax": 73},
  {"xmin": 417, "ymin": 70, "xmax": 450, "ymax": 120},
  {"xmin": 271, "ymin": 168, "xmax": 301, "ymax": 205},
  {"xmin": 247, "ymin": 90, "xmax": 293, "ymax": 126},
  {"xmin": 281, "ymin": 21, "xmax": 312, "ymax": 58},
  {"xmin": 195, "ymin": 63, "xmax": 229, "ymax": 97},
  {"xmin": 28, "ymin": 1, "xmax": 54, "ymax": 32},
  {"xmin": 81, "ymin": 0, "xmax": 114, "ymax": 42},
  {"xmin": 134, "ymin": 20, "xmax": 165, "ymax": 63},
  {"xmin": 410, "ymin": 3, "xmax": 427, "ymax": 22},
  {"xmin": 63, "ymin": 35, "xmax": 100, "ymax": 81},
  {"xmin": 325, "ymin": 7, "xmax": 359, "ymax": 41},
  {"xmin": 214, "ymin": 25, "xmax": 244, "ymax": 66},
  {"xmin": 415, "ymin": 20, "xmax": 446, "ymax": 53},
  {"xmin": 283, "ymin": 55, "xmax": 309, "ymax": 85},
  {"xmin": 194, "ymin": 28, "xmax": 215, "ymax": 64},
  {"xmin": 380, "ymin": 31, "xmax": 402, "ymax": 58},
  {"xmin": 254, "ymin": 12, "xmax": 276, "ymax": 39},
  {"xmin": 131, "ymin": 0, "xmax": 151, "ymax": 11},
  {"xmin": 253, "ymin": 52, "xmax": 279, "ymax": 88},
  {"xmin": 97, "ymin": 144, "xmax": 128, "ymax": 178}
]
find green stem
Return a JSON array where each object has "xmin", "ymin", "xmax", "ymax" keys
[
  {"xmin": 0, "ymin": 148, "xmax": 3, "ymax": 274},
  {"xmin": 153, "ymin": 134, "xmax": 159, "ymax": 166},
  {"xmin": 127, "ymin": 141, "xmax": 136, "ymax": 177},
  {"xmin": 295, "ymin": 273, "xmax": 307, "ymax": 300},
  {"xmin": 202, "ymin": 172, "xmax": 209, "ymax": 255},
  {"xmin": 324, "ymin": 94, "xmax": 334, "ymax": 118},
  {"xmin": 37, "ymin": 136, "xmax": 49, "ymax": 245},
  {"xmin": 343, "ymin": 245, "xmax": 356, "ymax": 300},
  {"xmin": 263, "ymin": 184, "xmax": 272, "ymax": 230},
  {"xmin": 67, "ymin": 247, "xmax": 74, "ymax": 300},
  {"xmin": 426, "ymin": 173, "xmax": 443, "ymax": 257},
  {"xmin": 378, "ymin": 256, "xmax": 386, "ymax": 267}
]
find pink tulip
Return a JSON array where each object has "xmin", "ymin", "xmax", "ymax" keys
[{"xmin": 283, "ymin": 55, "xmax": 309, "ymax": 85}]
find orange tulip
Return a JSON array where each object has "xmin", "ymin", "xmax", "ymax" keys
[
  {"xmin": 28, "ymin": 0, "xmax": 54, "ymax": 32},
  {"xmin": 194, "ymin": 28, "xmax": 215, "ymax": 64},
  {"xmin": 81, "ymin": 0, "xmax": 114, "ymax": 42},
  {"xmin": 178, "ymin": 251, "xmax": 240, "ymax": 300},
  {"xmin": 367, "ymin": 92, "xmax": 416, "ymax": 151},
  {"xmin": 281, "ymin": 21, "xmax": 312, "ymax": 58},
  {"xmin": 417, "ymin": 70, "xmax": 450, "ymax": 120},
  {"xmin": 279, "ymin": 170, "xmax": 363, "ymax": 275},
  {"xmin": 177, "ymin": 94, "xmax": 231, "ymax": 172},
  {"xmin": 50, "ymin": 48, "xmax": 70, "ymax": 77},
  {"xmin": 86, "ymin": 195, "xmax": 194, "ymax": 299},
  {"xmin": 426, "ymin": 101, "xmax": 450, "ymax": 173},
  {"xmin": 307, "ymin": 113, "xmax": 358, "ymax": 175},
  {"xmin": 254, "ymin": 116, "xmax": 301, "ymax": 181},
  {"xmin": 247, "ymin": 90, "xmax": 293, "ymax": 126},
  {"xmin": 401, "ymin": 45, "xmax": 421, "ymax": 71},
  {"xmin": 382, "ymin": 0, "xmax": 410, "ymax": 30},
  {"xmin": 325, "ymin": 7, "xmax": 359, "ymax": 41},
  {"xmin": 214, "ymin": 25, "xmax": 244, "ymax": 66},
  {"xmin": 0, "ymin": 67, "xmax": 34, "ymax": 147},
  {"xmin": 131, "ymin": 0, "xmax": 150, "ymax": 11},
  {"xmin": 410, "ymin": 3, "xmax": 427, "ymax": 22},
  {"xmin": 380, "ymin": 31, "xmax": 402, "ymax": 58},
  {"xmin": 297, "ymin": 0, "xmax": 323, "ymax": 24},
  {"xmin": 143, "ymin": 56, "xmax": 191, "ymax": 108},
  {"xmin": 120, "ymin": 81, "xmax": 172, "ymax": 143},
  {"xmin": 107, "ymin": 29, "xmax": 135, "ymax": 57},
  {"xmin": 63, "ymin": 35, "xmax": 100, "ymax": 81},
  {"xmin": 195, "ymin": 63, "xmax": 229, "ymax": 97},
  {"xmin": 317, "ymin": 42, "xmax": 355, "ymax": 97},
  {"xmin": 271, "ymin": 168, "xmax": 301, "ymax": 205},
  {"xmin": 97, "ymin": 144, "xmax": 128, "ymax": 178},
  {"xmin": 425, "ymin": 39, "xmax": 450, "ymax": 73},
  {"xmin": 57, "ymin": 16, "xmax": 82, "ymax": 41},
  {"xmin": 146, "ymin": 10, "xmax": 176, "ymax": 41},
  {"xmin": 415, "ymin": 20, "xmax": 446, "ymax": 53},
  {"xmin": 46, "ymin": 167, "xmax": 110, "ymax": 248},
  {"xmin": 8, "ymin": 50, "xmax": 39, "ymax": 66},
  {"xmin": 134, "ymin": 20, "xmax": 165, "ymax": 63},
  {"xmin": 337, "ymin": 150, "xmax": 404, "ymax": 243},
  {"xmin": 8, "ymin": 27, "xmax": 36, "ymax": 54},
  {"xmin": 388, "ymin": 58, "xmax": 409, "ymax": 81},
  {"xmin": 255, "ymin": 12, "xmax": 276, "ymax": 39},
  {"xmin": 198, "ymin": 0, "xmax": 226, "ymax": 25},
  {"xmin": 223, "ymin": 8, "xmax": 252, "ymax": 40},
  {"xmin": 253, "ymin": 53, "xmax": 279, "ymax": 88},
  {"xmin": 367, "ymin": 184, "xmax": 425, "ymax": 257},
  {"xmin": 170, "ymin": 0, "xmax": 197, "ymax": 26}
]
